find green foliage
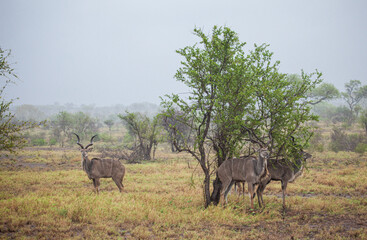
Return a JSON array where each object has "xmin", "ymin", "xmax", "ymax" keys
[
  {"xmin": 355, "ymin": 143, "xmax": 367, "ymax": 154},
  {"xmin": 118, "ymin": 111, "xmax": 162, "ymax": 161},
  {"xmin": 104, "ymin": 119, "xmax": 114, "ymax": 133},
  {"xmin": 359, "ymin": 110, "xmax": 367, "ymax": 135},
  {"xmin": 161, "ymin": 26, "xmax": 322, "ymax": 207},
  {"xmin": 341, "ymin": 80, "xmax": 367, "ymax": 124},
  {"xmin": 72, "ymin": 112, "xmax": 99, "ymax": 138},
  {"xmin": 160, "ymin": 110, "xmax": 192, "ymax": 152},
  {"xmin": 98, "ymin": 132, "xmax": 113, "ymax": 142},
  {"xmin": 309, "ymin": 82, "xmax": 340, "ymax": 104},
  {"xmin": 26, "ymin": 132, "xmax": 47, "ymax": 146},
  {"xmin": 0, "ymin": 47, "xmax": 40, "ymax": 152},
  {"xmin": 31, "ymin": 138, "xmax": 47, "ymax": 146},
  {"xmin": 50, "ymin": 111, "xmax": 73, "ymax": 147},
  {"xmin": 313, "ymin": 103, "xmax": 352, "ymax": 123},
  {"xmin": 329, "ymin": 126, "xmax": 366, "ymax": 152},
  {"xmin": 50, "ymin": 111, "xmax": 99, "ymax": 147},
  {"xmin": 288, "ymin": 74, "xmax": 340, "ymax": 105},
  {"xmin": 308, "ymin": 131, "xmax": 324, "ymax": 152},
  {"xmin": 49, "ymin": 138, "xmax": 57, "ymax": 146}
]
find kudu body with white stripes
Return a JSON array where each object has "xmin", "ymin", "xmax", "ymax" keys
[
  {"xmin": 73, "ymin": 133, "xmax": 125, "ymax": 193},
  {"xmin": 216, "ymin": 128, "xmax": 272, "ymax": 209}
]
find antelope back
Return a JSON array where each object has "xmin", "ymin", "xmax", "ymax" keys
[{"xmin": 89, "ymin": 158, "xmax": 116, "ymax": 178}]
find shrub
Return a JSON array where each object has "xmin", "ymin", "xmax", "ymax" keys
[
  {"xmin": 355, "ymin": 143, "xmax": 367, "ymax": 154},
  {"xmin": 329, "ymin": 127, "xmax": 366, "ymax": 152},
  {"xmin": 31, "ymin": 138, "xmax": 46, "ymax": 146},
  {"xmin": 98, "ymin": 133, "xmax": 113, "ymax": 143},
  {"xmin": 49, "ymin": 138, "xmax": 57, "ymax": 146},
  {"xmin": 309, "ymin": 131, "xmax": 324, "ymax": 152}
]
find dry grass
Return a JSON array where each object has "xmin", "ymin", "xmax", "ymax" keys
[{"xmin": 0, "ymin": 148, "xmax": 367, "ymax": 239}]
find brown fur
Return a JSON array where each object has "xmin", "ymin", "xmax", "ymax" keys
[
  {"xmin": 74, "ymin": 134, "xmax": 126, "ymax": 194},
  {"xmin": 217, "ymin": 148, "xmax": 270, "ymax": 209},
  {"xmin": 257, "ymin": 151, "xmax": 312, "ymax": 208}
]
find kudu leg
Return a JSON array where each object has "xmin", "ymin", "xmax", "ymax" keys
[
  {"xmin": 257, "ymin": 183, "xmax": 267, "ymax": 208},
  {"xmin": 93, "ymin": 179, "xmax": 97, "ymax": 193},
  {"xmin": 235, "ymin": 182, "xmax": 245, "ymax": 197},
  {"xmin": 247, "ymin": 183, "xmax": 255, "ymax": 209},
  {"xmin": 93, "ymin": 178, "xmax": 100, "ymax": 194},
  {"xmin": 112, "ymin": 177, "xmax": 124, "ymax": 193},
  {"xmin": 224, "ymin": 181, "xmax": 235, "ymax": 204},
  {"xmin": 281, "ymin": 181, "xmax": 288, "ymax": 209},
  {"xmin": 220, "ymin": 179, "xmax": 233, "ymax": 206},
  {"xmin": 256, "ymin": 186, "xmax": 263, "ymax": 208}
]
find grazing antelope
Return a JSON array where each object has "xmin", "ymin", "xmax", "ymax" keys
[
  {"xmin": 256, "ymin": 151, "xmax": 312, "ymax": 208},
  {"xmin": 73, "ymin": 133, "xmax": 125, "ymax": 193}
]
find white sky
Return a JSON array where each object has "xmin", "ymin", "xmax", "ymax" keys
[{"xmin": 1, "ymin": 0, "xmax": 366, "ymax": 106}]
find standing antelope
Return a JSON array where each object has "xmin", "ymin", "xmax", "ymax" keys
[
  {"xmin": 73, "ymin": 133, "xmax": 125, "ymax": 193},
  {"xmin": 256, "ymin": 151, "xmax": 312, "ymax": 208},
  {"xmin": 217, "ymin": 147, "xmax": 270, "ymax": 209},
  {"xmin": 215, "ymin": 127, "xmax": 274, "ymax": 209}
]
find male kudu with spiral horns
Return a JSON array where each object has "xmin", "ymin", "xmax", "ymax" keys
[{"xmin": 73, "ymin": 133, "xmax": 125, "ymax": 193}]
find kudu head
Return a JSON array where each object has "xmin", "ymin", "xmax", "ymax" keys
[
  {"xmin": 258, "ymin": 147, "xmax": 270, "ymax": 159},
  {"xmin": 290, "ymin": 136, "xmax": 312, "ymax": 164},
  {"xmin": 73, "ymin": 133, "xmax": 97, "ymax": 159},
  {"xmin": 244, "ymin": 126, "xmax": 274, "ymax": 159},
  {"xmin": 301, "ymin": 151, "xmax": 312, "ymax": 161}
]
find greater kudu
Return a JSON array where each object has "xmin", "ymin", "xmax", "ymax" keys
[
  {"xmin": 256, "ymin": 151, "xmax": 312, "ymax": 208},
  {"xmin": 215, "ymin": 127, "xmax": 274, "ymax": 209},
  {"xmin": 73, "ymin": 133, "xmax": 125, "ymax": 193},
  {"xmin": 217, "ymin": 147, "xmax": 270, "ymax": 209}
]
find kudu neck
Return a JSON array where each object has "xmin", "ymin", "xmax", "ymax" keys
[
  {"xmin": 257, "ymin": 150, "xmax": 268, "ymax": 176},
  {"xmin": 81, "ymin": 150, "xmax": 92, "ymax": 172}
]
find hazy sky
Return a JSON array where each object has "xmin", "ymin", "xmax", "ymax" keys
[{"xmin": 1, "ymin": 0, "xmax": 366, "ymax": 106}]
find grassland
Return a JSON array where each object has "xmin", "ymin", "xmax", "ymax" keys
[{"xmin": 0, "ymin": 147, "xmax": 367, "ymax": 239}]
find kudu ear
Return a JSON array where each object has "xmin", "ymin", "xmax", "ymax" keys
[{"xmin": 86, "ymin": 148, "xmax": 93, "ymax": 152}]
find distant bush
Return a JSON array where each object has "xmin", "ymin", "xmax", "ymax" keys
[
  {"xmin": 355, "ymin": 143, "xmax": 367, "ymax": 154},
  {"xmin": 98, "ymin": 133, "xmax": 113, "ymax": 143},
  {"xmin": 309, "ymin": 131, "xmax": 324, "ymax": 152},
  {"xmin": 49, "ymin": 138, "xmax": 57, "ymax": 146},
  {"xmin": 31, "ymin": 138, "xmax": 46, "ymax": 146},
  {"xmin": 329, "ymin": 127, "xmax": 366, "ymax": 152}
]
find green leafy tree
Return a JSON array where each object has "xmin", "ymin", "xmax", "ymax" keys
[
  {"xmin": 0, "ymin": 48, "xmax": 39, "ymax": 152},
  {"xmin": 360, "ymin": 110, "xmax": 367, "ymax": 135},
  {"xmin": 50, "ymin": 111, "xmax": 73, "ymax": 147},
  {"xmin": 287, "ymin": 74, "xmax": 340, "ymax": 105},
  {"xmin": 118, "ymin": 112, "xmax": 161, "ymax": 161},
  {"xmin": 161, "ymin": 26, "xmax": 322, "ymax": 207},
  {"xmin": 104, "ymin": 119, "xmax": 114, "ymax": 137},
  {"xmin": 50, "ymin": 111, "xmax": 99, "ymax": 147},
  {"xmin": 309, "ymin": 82, "xmax": 340, "ymax": 104},
  {"xmin": 72, "ymin": 112, "xmax": 99, "ymax": 139},
  {"xmin": 160, "ymin": 110, "xmax": 192, "ymax": 152},
  {"xmin": 341, "ymin": 80, "xmax": 367, "ymax": 124}
]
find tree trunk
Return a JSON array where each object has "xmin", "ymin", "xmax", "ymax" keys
[
  {"xmin": 203, "ymin": 171, "xmax": 211, "ymax": 208},
  {"xmin": 210, "ymin": 153, "xmax": 226, "ymax": 205}
]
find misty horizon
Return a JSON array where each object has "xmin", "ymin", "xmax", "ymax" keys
[{"xmin": 1, "ymin": 0, "xmax": 366, "ymax": 106}]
